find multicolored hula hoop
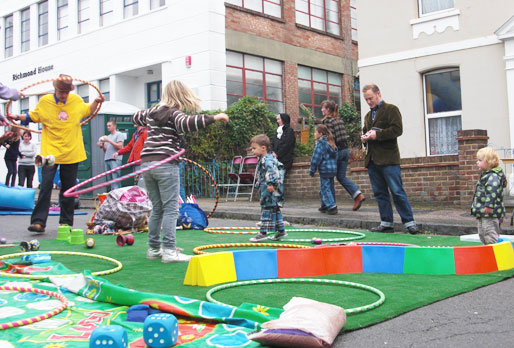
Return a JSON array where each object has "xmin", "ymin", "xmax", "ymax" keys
[
  {"xmin": 206, "ymin": 278, "xmax": 385, "ymax": 315},
  {"xmin": 204, "ymin": 227, "xmax": 366, "ymax": 243},
  {"xmin": 181, "ymin": 158, "xmax": 219, "ymax": 218},
  {"xmin": 193, "ymin": 242, "xmax": 310, "ymax": 255},
  {"xmin": 0, "ymin": 285, "xmax": 68, "ymax": 330},
  {"xmin": 5, "ymin": 76, "xmax": 103, "ymax": 134},
  {"xmin": 0, "ymin": 251, "xmax": 122, "ymax": 280}
]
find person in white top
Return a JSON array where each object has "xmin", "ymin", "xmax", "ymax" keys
[{"xmin": 18, "ymin": 131, "xmax": 37, "ymax": 188}]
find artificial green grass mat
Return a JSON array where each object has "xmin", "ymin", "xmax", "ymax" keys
[{"xmin": 2, "ymin": 228, "xmax": 513, "ymax": 332}]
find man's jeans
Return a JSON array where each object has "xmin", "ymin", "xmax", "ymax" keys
[
  {"xmin": 143, "ymin": 162, "xmax": 180, "ymax": 250},
  {"xmin": 367, "ymin": 161, "xmax": 415, "ymax": 227},
  {"xmin": 105, "ymin": 159, "xmax": 122, "ymax": 190}
]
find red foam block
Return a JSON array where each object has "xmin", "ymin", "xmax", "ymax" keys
[
  {"xmin": 454, "ymin": 245, "xmax": 498, "ymax": 274},
  {"xmin": 277, "ymin": 248, "xmax": 327, "ymax": 277},
  {"xmin": 321, "ymin": 245, "xmax": 363, "ymax": 274}
]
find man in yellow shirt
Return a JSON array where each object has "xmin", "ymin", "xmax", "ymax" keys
[{"xmin": 9, "ymin": 74, "xmax": 104, "ymax": 233}]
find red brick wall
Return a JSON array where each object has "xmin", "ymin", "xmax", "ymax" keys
[{"xmin": 284, "ymin": 129, "xmax": 488, "ymax": 207}]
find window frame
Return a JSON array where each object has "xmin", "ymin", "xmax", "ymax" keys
[
  {"xmin": 38, "ymin": 1, "xmax": 49, "ymax": 47},
  {"xmin": 78, "ymin": 0, "xmax": 90, "ymax": 34},
  {"xmin": 297, "ymin": 65, "xmax": 342, "ymax": 119},
  {"xmin": 295, "ymin": 0, "xmax": 341, "ymax": 36},
  {"xmin": 123, "ymin": 0, "xmax": 139, "ymax": 18},
  {"xmin": 350, "ymin": 0, "xmax": 357, "ymax": 41},
  {"xmin": 422, "ymin": 67, "xmax": 462, "ymax": 156},
  {"xmin": 418, "ymin": 0, "xmax": 454, "ymax": 17},
  {"xmin": 99, "ymin": 78, "xmax": 110, "ymax": 101},
  {"xmin": 100, "ymin": 0, "xmax": 114, "ymax": 27},
  {"xmin": 146, "ymin": 81, "xmax": 162, "ymax": 108},
  {"xmin": 57, "ymin": 0, "xmax": 69, "ymax": 41},
  {"xmin": 226, "ymin": 51, "xmax": 284, "ymax": 113},
  {"xmin": 20, "ymin": 8, "xmax": 31, "ymax": 53},
  {"xmin": 225, "ymin": 0, "xmax": 282, "ymax": 18},
  {"xmin": 150, "ymin": 0, "xmax": 166, "ymax": 10},
  {"xmin": 4, "ymin": 15, "xmax": 14, "ymax": 58}
]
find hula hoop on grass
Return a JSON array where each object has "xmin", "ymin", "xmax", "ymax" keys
[
  {"xmin": 206, "ymin": 278, "xmax": 385, "ymax": 315},
  {"xmin": 0, "ymin": 251, "xmax": 122, "ymax": 280},
  {"xmin": 193, "ymin": 242, "xmax": 310, "ymax": 255},
  {"xmin": 0, "ymin": 285, "xmax": 68, "ymax": 330},
  {"xmin": 63, "ymin": 149, "xmax": 185, "ymax": 197},
  {"xmin": 204, "ymin": 227, "xmax": 366, "ymax": 243},
  {"xmin": 5, "ymin": 76, "xmax": 103, "ymax": 134}
]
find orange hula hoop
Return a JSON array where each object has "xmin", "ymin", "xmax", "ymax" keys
[{"xmin": 5, "ymin": 76, "xmax": 103, "ymax": 134}]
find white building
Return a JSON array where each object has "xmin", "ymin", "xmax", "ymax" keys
[{"xmin": 357, "ymin": 0, "xmax": 514, "ymax": 158}]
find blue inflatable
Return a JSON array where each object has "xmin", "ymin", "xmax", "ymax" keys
[{"xmin": 0, "ymin": 184, "xmax": 36, "ymax": 210}]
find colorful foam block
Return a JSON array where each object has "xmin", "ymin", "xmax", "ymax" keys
[
  {"xmin": 362, "ymin": 245, "xmax": 405, "ymax": 274},
  {"xmin": 454, "ymin": 245, "xmax": 498, "ymax": 274},
  {"xmin": 233, "ymin": 250, "xmax": 277, "ymax": 280},
  {"xmin": 277, "ymin": 248, "xmax": 326, "ymax": 278},
  {"xmin": 403, "ymin": 247, "xmax": 455, "ymax": 275},
  {"xmin": 184, "ymin": 252, "xmax": 237, "ymax": 286},
  {"xmin": 492, "ymin": 241, "xmax": 514, "ymax": 271},
  {"xmin": 320, "ymin": 245, "xmax": 363, "ymax": 274}
]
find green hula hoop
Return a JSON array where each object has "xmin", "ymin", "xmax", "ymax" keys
[
  {"xmin": 0, "ymin": 251, "xmax": 123, "ymax": 280},
  {"xmin": 206, "ymin": 277, "xmax": 385, "ymax": 315}
]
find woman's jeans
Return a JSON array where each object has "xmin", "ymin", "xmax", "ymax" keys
[
  {"xmin": 333, "ymin": 148, "xmax": 361, "ymax": 199},
  {"xmin": 367, "ymin": 161, "xmax": 415, "ymax": 227},
  {"xmin": 143, "ymin": 162, "xmax": 179, "ymax": 250}
]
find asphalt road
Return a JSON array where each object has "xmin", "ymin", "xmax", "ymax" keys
[{"xmin": 1, "ymin": 211, "xmax": 513, "ymax": 348}]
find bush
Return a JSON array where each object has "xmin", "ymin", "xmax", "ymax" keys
[{"xmin": 339, "ymin": 102, "xmax": 362, "ymax": 149}]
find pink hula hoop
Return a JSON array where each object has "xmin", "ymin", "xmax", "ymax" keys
[
  {"xmin": 63, "ymin": 148, "xmax": 185, "ymax": 197},
  {"xmin": 0, "ymin": 285, "xmax": 68, "ymax": 330}
]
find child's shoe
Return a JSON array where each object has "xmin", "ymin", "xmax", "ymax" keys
[
  {"xmin": 250, "ymin": 233, "xmax": 268, "ymax": 242},
  {"xmin": 162, "ymin": 248, "xmax": 191, "ymax": 263},
  {"xmin": 146, "ymin": 247, "xmax": 162, "ymax": 260},
  {"xmin": 327, "ymin": 206, "xmax": 338, "ymax": 215},
  {"xmin": 269, "ymin": 230, "xmax": 288, "ymax": 241}
]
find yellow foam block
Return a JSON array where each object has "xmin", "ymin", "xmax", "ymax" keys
[
  {"xmin": 184, "ymin": 252, "xmax": 237, "ymax": 287},
  {"xmin": 492, "ymin": 241, "xmax": 514, "ymax": 271}
]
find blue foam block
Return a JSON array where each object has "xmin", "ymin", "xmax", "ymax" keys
[
  {"xmin": 233, "ymin": 249, "xmax": 277, "ymax": 280},
  {"xmin": 0, "ymin": 184, "xmax": 35, "ymax": 210},
  {"xmin": 362, "ymin": 245, "xmax": 406, "ymax": 274}
]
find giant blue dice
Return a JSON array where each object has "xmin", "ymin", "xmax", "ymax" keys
[
  {"xmin": 89, "ymin": 325, "xmax": 128, "ymax": 348},
  {"xmin": 143, "ymin": 313, "xmax": 179, "ymax": 348}
]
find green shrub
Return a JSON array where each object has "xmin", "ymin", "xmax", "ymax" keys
[{"xmin": 339, "ymin": 102, "xmax": 362, "ymax": 148}]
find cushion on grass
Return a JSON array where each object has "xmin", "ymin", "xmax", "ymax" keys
[
  {"xmin": 0, "ymin": 184, "xmax": 35, "ymax": 210},
  {"xmin": 247, "ymin": 297, "xmax": 346, "ymax": 348}
]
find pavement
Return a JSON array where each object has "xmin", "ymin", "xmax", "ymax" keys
[{"xmin": 1, "ymin": 190, "xmax": 514, "ymax": 347}]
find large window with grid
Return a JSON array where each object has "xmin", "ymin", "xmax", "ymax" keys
[
  {"xmin": 21, "ymin": 8, "xmax": 31, "ymax": 52},
  {"xmin": 147, "ymin": 81, "xmax": 162, "ymax": 107},
  {"xmin": 100, "ymin": 0, "xmax": 114, "ymax": 27},
  {"xmin": 57, "ymin": 0, "xmax": 69, "ymax": 41},
  {"xmin": 350, "ymin": 0, "xmax": 357, "ymax": 41},
  {"xmin": 78, "ymin": 0, "xmax": 90, "ymax": 34},
  {"xmin": 150, "ymin": 0, "xmax": 166, "ymax": 10},
  {"xmin": 226, "ymin": 51, "xmax": 284, "ymax": 114},
  {"xmin": 4, "ymin": 15, "xmax": 13, "ymax": 58},
  {"xmin": 39, "ymin": 1, "xmax": 49, "ymax": 47},
  {"xmin": 225, "ymin": 0, "xmax": 282, "ymax": 18},
  {"xmin": 298, "ymin": 65, "xmax": 342, "ymax": 118},
  {"xmin": 295, "ymin": 0, "xmax": 340, "ymax": 35},
  {"xmin": 99, "ymin": 78, "xmax": 110, "ymax": 101},
  {"xmin": 419, "ymin": 0, "xmax": 454, "ymax": 16},
  {"xmin": 124, "ymin": 0, "xmax": 139, "ymax": 18},
  {"xmin": 423, "ymin": 68, "xmax": 462, "ymax": 155}
]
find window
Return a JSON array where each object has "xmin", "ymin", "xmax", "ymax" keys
[
  {"xmin": 298, "ymin": 65, "xmax": 341, "ymax": 118},
  {"xmin": 4, "ymin": 15, "xmax": 13, "ymax": 58},
  {"xmin": 225, "ymin": 0, "xmax": 282, "ymax": 18},
  {"xmin": 20, "ymin": 98, "xmax": 30, "ymax": 114},
  {"xmin": 124, "ymin": 0, "xmax": 139, "ymax": 18},
  {"xmin": 21, "ymin": 8, "xmax": 31, "ymax": 52},
  {"xmin": 295, "ymin": 0, "xmax": 340, "ymax": 35},
  {"xmin": 147, "ymin": 81, "xmax": 162, "ymax": 107},
  {"xmin": 419, "ymin": 0, "xmax": 454, "ymax": 16},
  {"xmin": 100, "ymin": 0, "xmax": 113, "ymax": 26},
  {"xmin": 150, "ymin": 0, "xmax": 165, "ymax": 9},
  {"xmin": 78, "ymin": 0, "xmax": 90, "ymax": 34},
  {"xmin": 353, "ymin": 76, "xmax": 360, "ymax": 113},
  {"xmin": 39, "ymin": 1, "xmax": 49, "ymax": 47},
  {"xmin": 99, "ymin": 78, "xmax": 110, "ymax": 101},
  {"xmin": 350, "ymin": 0, "xmax": 357, "ymax": 41},
  {"xmin": 226, "ymin": 51, "xmax": 284, "ymax": 114},
  {"xmin": 57, "ymin": 0, "xmax": 69, "ymax": 41},
  {"xmin": 77, "ymin": 84, "xmax": 89, "ymax": 103},
  {"xmin": 423, "ymin": 68, "xmax": 462, "ymax": 155}
]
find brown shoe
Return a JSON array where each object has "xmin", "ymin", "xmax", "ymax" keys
[
  {"xmin": 28, "ymin": 224, "xmax": 45, "ymax": 233},
  {"xmin": 352, "ymin": 193, "xmax": 365, "ymax": 211}
]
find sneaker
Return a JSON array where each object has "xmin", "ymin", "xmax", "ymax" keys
[
  {"xmin": 256, "ymin": 221, "xmax": 262, "ymax": 227},
  {"xmin": 318, "ymin": 206, "xmax": 328, "ymax": 213},
  {"xmin": 250, "ymin": 234, "xmax": 268, "ymax": 242},
  {"xmin": 269, "ymin": 230, "xmax": 288, "ymax": 241},
  {"xmin": 283, "ymin": 220, "xmax": 291, "ymax": 226},
  {"xmin": 327, "ymin": 206, "xmax": 338, "ymax": 215},
  {"xmin": 162, "ymin": 248, "xmax": 191, "ymax": 263},
  {"xmin": 407, "ymin": 225, "xmax": 419, "ymax": 235},
  {"xmin": 146, "ymin": 247, "xmax": 162, "ymax": 260}
]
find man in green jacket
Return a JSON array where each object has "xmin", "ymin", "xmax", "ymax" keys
[{"xmin": 361, "ymin": 84, "xmax": 418, "ymax": 234}]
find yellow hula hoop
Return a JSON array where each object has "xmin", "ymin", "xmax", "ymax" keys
[
  {"xmin": 193, "ymin": 242, "xmax": 310, "ymax": 255},
  {"xmin": 5, "ymin": 76, "xmax": 103, "ymax": 134},
  {"xmin": 0, "ymin": 251, "xmax": 122, "ymax": 280}
]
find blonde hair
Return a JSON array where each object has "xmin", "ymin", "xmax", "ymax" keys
[
  {"xmin": 477, "ymin": 147, "xmax": 500, "ymax": 169},
  {"xmin": 161, "ymin": 80, "xmax": 202, "ymax": 113}
]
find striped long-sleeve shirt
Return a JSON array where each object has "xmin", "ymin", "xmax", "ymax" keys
[{"xmin": 132, "ymin": 104, "xmax": 215, "ymax": 163}]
